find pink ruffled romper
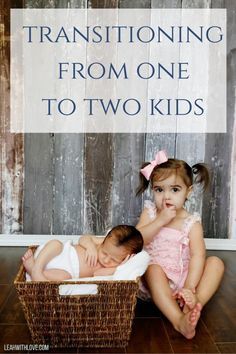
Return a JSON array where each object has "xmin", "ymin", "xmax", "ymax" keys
[{"xmin": 139, "ymin": 200, "xmax": 201, "ymax": 300}]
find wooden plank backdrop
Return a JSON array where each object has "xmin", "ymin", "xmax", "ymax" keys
[
  {"xmin": 0, "ymin": 0, "xmax": 24, "ymax": 234},
  {"xmin": 0, "ymin": 0, "xmax": 235, "ymax": 239}
]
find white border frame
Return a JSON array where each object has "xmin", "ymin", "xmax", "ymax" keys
[{"xmin": 0, "ymin": 235, "xmax": 235, "ymax": 250}]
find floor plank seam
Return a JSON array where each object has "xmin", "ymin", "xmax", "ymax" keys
[
  {"xmin": 134, "ymin": 316, "xmax": 161, "ymax": 319},
  {"xmin": 200, "ymin": 319, "xmax": 221, "ymax": 353},
  {"xmin": 161, "ymin": 317, "xmax": 175, "ymax": 354},
  {"xmin": 0, "ymin": 286, "xmax": 13, "ymax": 317},
  {"xmin": 215, "ymin": 341, "xmax": 236, "ymax": 344}
]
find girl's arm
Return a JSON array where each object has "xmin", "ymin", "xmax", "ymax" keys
[
  {"xmin": 136, "ymin": 204, "xmax": 176, "ymax": 245},
  {"xmin": 183, "ymin": 222, "xmax": 206, "ymax": 290},
  {"xmin": 136, "ymin": 209, "xmax": 164, "ymax": 245}
]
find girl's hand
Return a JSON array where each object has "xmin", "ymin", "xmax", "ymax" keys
[
  {"xmin": 172, "ymin": 288, "xmax": 197, "ymax": 313},
  {"xmin": 172, "ymin": 290, "xmax": 185, "ymax": 308},
  {"xmin": 85, "ymin": 245, "xmax": 98, "ymax": 267},
  {"xmin": 158, "ymin": 200, "xmax": 176, "ymax": 225}
]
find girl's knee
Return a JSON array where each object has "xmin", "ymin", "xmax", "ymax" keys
[{"xmin": 207, "ymin": 256, "xmax": 224, "ymax": 273}]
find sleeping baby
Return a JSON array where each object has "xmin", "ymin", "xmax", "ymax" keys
[{"xmin": 22, "ymin": 225, "xmax": 143, "ymax": 281}]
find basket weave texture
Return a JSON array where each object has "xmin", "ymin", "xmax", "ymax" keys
[{"xmin": 14, "ymin": 247, "xmax": 139, "ymax": 348}]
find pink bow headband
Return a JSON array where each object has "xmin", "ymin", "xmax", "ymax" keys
[{"xmin": 140, "ymin": 150, "xmax": 168, "ymax": 180}]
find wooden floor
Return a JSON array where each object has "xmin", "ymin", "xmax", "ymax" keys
[{"xmin": 0, "ymin": 248, "xmax": 235, "ymax": 354}]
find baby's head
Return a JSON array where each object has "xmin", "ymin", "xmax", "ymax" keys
[{"xmin": 97, "ymin": 225, "xmax": 143, "ymax": 268}]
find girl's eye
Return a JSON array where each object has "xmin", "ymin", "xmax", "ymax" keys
[
  {"xmin": 155, "ymin": 187, "xmax": 163, "ymax": 193},
  {"xmin": 172, "ymin": 187, "xmax": 180, "ymax": 192}
]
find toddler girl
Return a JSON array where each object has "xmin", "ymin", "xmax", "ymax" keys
[{"xmin": 136, "ymin": 150, "xmax": 224, "ymax": 339}]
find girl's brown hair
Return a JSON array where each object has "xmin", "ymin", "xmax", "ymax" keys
[{"xmin": 136, "ymin": 158, "xmax": 210, "ymax": 196}]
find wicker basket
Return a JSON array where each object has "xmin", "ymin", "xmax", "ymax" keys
[{"xmin": 14, "ymin": 247, "xmax": 139, "ymax": 348}]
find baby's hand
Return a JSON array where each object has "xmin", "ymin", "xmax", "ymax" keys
[
  {"xmin": 85, "ymin": 245, "xmax": 98, "ymax": 267},
  {"xmin": 158, "ymin": 200, "xmax": 176, "ymax": 225}
]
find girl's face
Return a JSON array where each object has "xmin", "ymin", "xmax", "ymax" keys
[{"xmin": 152, "ymin": 173, "xmax": 192, "ymax": 212}]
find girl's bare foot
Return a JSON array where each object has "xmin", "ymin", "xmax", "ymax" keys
[
  {"xmin": 175, "ymin": 288, "xmax": 199, "ymax": 313},
  {"xmin": 22, "ymin": 249, "xmax": 35, "ymax": 275},
  {"xmin": 176, "ymin": 302, "xmax": 202, "ymax": 339}
]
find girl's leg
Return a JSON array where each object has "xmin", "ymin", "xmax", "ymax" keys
[
  {"xmin": 145, "ymin": 264, "xmax": 202, "ymax": 339},
  {"xmin": 177, "ymin": 256, "xmax": 224, "ymax": 312},
  {"xmin": 196, "ymin": 256, "xmax": 224, "ymax": 306}
]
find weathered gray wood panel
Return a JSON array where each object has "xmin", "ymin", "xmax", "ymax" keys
[
  {"xmin": 84, "ymin": 134, "xmax": 114, "ymax": 233},
  {"xmin": 24, "ymin": 134, "xmax": 54, "ymax": 234},
  {"xmin": 0, "ymin": 0, "xmax": 24, "ymax": 234},
  {"xmin": 52, "ymin": 0, "xmax": 86, "ymax": 235},
  {"xmin": 111, "ymin": 134, "xmax": 145, "ymax": 226},
  {"xmin": 182, "ymin": 0, "xmax": 211, "ymax": 7},
  {"xmin": 111, "ymin": 0, "xmax": 148, "ymax": 227},
  {"xmin": 176, "ymin": 133, "xmax": 205, "ymax": 216},
  {"xmin": 88, "ymin": 0, "xmax": 118, "ymax": 7},
  {"xmin": 225, "ymin": 0, "xmax": 236, "ymax": 239},
  {"xmin": 119, "ymin": 0, "xmax": 151, "ymax": 8},
  {"xmin": 83, "ymin": 0, "xmax": 118, "ymax": 234},
  {"xmin": 24, "ymin": 1, "xmax": 54, "ymax": 235},
  {"xmin": 24, "ymin": 0, "xmax": 86, "ymax": 235},
  {"xmin": 53, "ymin": 134, "xmax": 85, "ymax": 235},
  {"xmin": 202, "ymin": 0, "xmax": 235, "ymax": 238},
  {"xmin": 151, "ymin": 0, "xmax": 181, "ymax": 7},
  {"xmin": 175, "ymin": 0, "xmax": 209, "ymax": 217},
  {"xmin": 23, "ymin": 0, "xmax": 56, "ymax": 235}
]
